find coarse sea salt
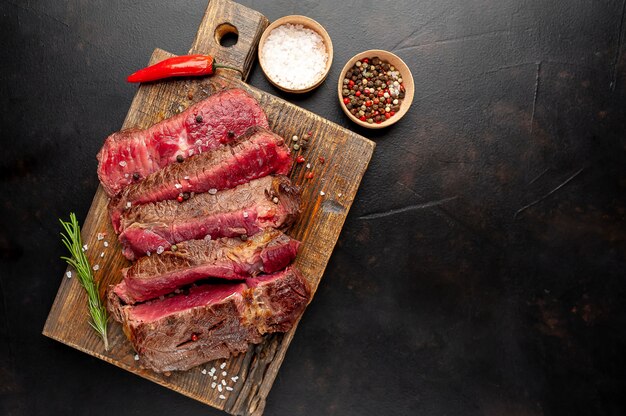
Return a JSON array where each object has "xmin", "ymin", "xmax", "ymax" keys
[{"xmin": 261, "ymin": 23, "xmax": 328, "ymax": 90}]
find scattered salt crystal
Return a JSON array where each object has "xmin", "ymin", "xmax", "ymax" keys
[
  {"xmin": 134, "ymin": 354, "xmax": 139, "ymax": 361},
  {"xmin": 184, "ymin": 176, "xmax": 190, "ymax": 180},
  {"xmin": 174, "ymin": 288, "xmax": 181, "ymax": 294},
  {"xmin": 126, "ymin": 201, "xmax": 132, "ymax": 208},
  {"xmin": 146, "ymin": 251, "xmax": 151, "ymax": 257},
  {"xmin": 124, "ymin": 173, "xmax": 129, "ymax": 178},
  {"xmin": 220, "ymin": 362, "xmax": 226, "ymax": 369},
  {"xmin": 221, "ymin": 379, "xmax": 226, "ymax": 385},
  {"xmin": 292, "ymin": 135, "xmax": 298, "ymax": 142},
  {"xmin": 218, "ymin": 384, "xmax": 223, "ymax": 392},
  {"xmin": 201, "ymin": 369, "xmax": 207, "ymax": 375},
  {"xmin": 210, "ymin": 367, "xmax": 216, "ymax": 374},
  {"xmin": 174, "ymin": 183, "xmax": 182, "ymax": 189},
  {"xmin": 156, "ymin": 246, "xmax": 165, "ymax": 255},
  {"xmin": 306, "ymin": 163, "xmax": 311, "ymax": 169},
  {"xmin": 119, "ymin": 160, "xmax": 127, "ymax": 167},
  {"xmin": 100, "ymin": 252, "xmax": 105, "ymax": 258},
  {"xmin": 188, "ymin": 149, "xmax": 194, "ymax": 157},
  {"xmin": 204, "ymin": 234, "xmax": 212, "ymax": 241},
  {"xmin": 92, "ymin": 264, "xmax": 99, "ymax": 271},
  {"xmin": 103, "ymin": 241, "xmax": 109, "ymax": 247},
  {"xmin": 82, "ymin": 244, "xmax": 88, "ymax": 252},
  {"xmin": 222, "ymin": 371, "xmax": 227, "ymax": 377},
  {"xmin": 338, "ymin": 193, "xmax": 342, "ymax": 197},
  {"xmin": 66, "ymin": 271, "xmax": 72, "ymax": 279},
  {"xmin": 231, "ymin": 376, "xmax": 239, "ymax": 382},
  {"xmin": 208, "ymin": 188, "xmax": 217, "ymax": 195},
  {"xmin": 260, "ymin": 23, "xmax": 329, "ymax": 90},
  {"xmin": 226, "ymin": 386, "xmax": 233, "ymax": 391},
  {"xmin": 242, "ymin": 211, "xmax": 249, "ymax": 218},
  {"xmin": 211, "ymin": 382, "xmax": 217, "ymax": 388},
  {"xmin": 219, "ymin": 394, "xmax": 226, "ymax": 400},
  {"xmin": 97, "ymin": 233, "xmax": 105, "ymax": 241},
  {"xmin": 320, "ymin": 191, "xmax": 325, "ymax": 196},
  {"xmin": 213, "ymin": 375, "xmax": 217, "ymax": 380}
]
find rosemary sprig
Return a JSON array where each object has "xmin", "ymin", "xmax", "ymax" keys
[{"xmin": 59, "ymin": 213, "xmax": 109, "ymax": 351}]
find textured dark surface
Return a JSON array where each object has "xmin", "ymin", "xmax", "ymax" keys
[{"xmin": 1, "ymin": 0, "xmax": 625, "ymax": 415}]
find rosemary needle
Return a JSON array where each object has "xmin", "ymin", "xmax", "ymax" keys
[{"xmin": 59, "ymin": 213, "xmax": 109, "ymax": 351}]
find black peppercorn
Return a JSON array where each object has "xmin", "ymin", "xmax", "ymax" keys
[
  {"xmin": 195, "ymin": 115, "xmax": 203, "ymax": 123},
  {"xmin": 176, "ymin": 154, "xmax": 184, "ymax": 163},
  {"xmin": 132, "ymin": 172, "xmax": 140, "ymax": 181}
]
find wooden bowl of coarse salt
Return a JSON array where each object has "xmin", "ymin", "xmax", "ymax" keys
[{"xmin": 258, "ymin": 15, "xmax": 333, "ymax": 93}]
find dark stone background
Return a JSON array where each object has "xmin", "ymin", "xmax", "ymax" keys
[{"xmin": 1, "ymin": 0, "xmax": 625, "ymax": 415}]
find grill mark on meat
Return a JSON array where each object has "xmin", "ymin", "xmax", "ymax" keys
[
  {"xmin": 107, "ymin": 266, "xmax": 310, "ymax": 373},
  {"xmin": 97, "ymin": 89, "xmax": 269, "ymax": 196},
  {"xmin": 108, "ymin": 126, "xmax": 292, "ymax": 232},
  {"xmin": 117, "ymin": 176, "xmax": 301, "ymax": 261},
  {"xmin": 113, "ymin": 229, "xmax": 300, "ymax": 304}
]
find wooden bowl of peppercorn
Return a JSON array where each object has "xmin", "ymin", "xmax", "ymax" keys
[{"xmin": 338, "ymin": 50, "xmax": 414, "ymax": 128}]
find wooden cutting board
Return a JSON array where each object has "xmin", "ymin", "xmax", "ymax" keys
[{"xmin": 43, "ymin": 0, "xmax": 375, "ymax": 414}]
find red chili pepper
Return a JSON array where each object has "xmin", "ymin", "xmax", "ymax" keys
[{"xmin": 127, "ymin": 55, "xmax": 237, "ymax": 83}]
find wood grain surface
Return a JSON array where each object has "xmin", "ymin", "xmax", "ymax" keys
[{"xmin": 42, "ymin": 0, "xmax": 375, "ymax": 415}]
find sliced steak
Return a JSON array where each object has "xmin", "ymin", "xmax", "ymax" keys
[
  {"xmin": 97, "ymin": 89, "xmax": 268, "ymax": 196},
  {"xmin": 107, "ymin": 266, "xmax": 310, "ymax": 373},
  {"xmin": 109, "ymin": 126, "xmax": 292, "ymax": 232},
  {"xmin": 113, "ymin": 229, "xmax": 300, "ymax": 304},
  {"xmin": 118, "ymin": 175, "xmax": 301, "ymax": 260}
]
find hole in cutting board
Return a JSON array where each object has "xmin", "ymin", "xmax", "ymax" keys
[{"xmin": 215, "ymin": 23, "xmax": 239, "ymax": 47}]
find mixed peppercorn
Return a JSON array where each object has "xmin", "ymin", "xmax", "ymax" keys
[{"xmin": 341, "ymin": 57, "xmax": 405, "ymax": 124}]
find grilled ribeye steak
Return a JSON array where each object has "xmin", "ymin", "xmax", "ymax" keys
[
  {"xmin": 108, "ymin": 266, "xmax": 311, "ymax": 373},
  {"xmin": 97, "ymin": 89, "xmax": 268, "ymax": 196},
  {"xmin": 113, "ymin": 229, "xmax": 300, "ymax": 304},
  {"xmin": 109, "ymin": 126, "xmax": 292, "ymax": 232},
  {"xmin": 118, "ymin": 175, "xmax": 301, "ymax": 260}
]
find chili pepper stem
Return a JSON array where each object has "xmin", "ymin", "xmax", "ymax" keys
[{"xmin": 214, "ymin": 64, "xmax": 240, "ymax": 72}]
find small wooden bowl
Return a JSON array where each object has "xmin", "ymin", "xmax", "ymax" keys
[
  {"xmin": 258, "ymin": 15, "xmax": 333, "ymax": 93},
  {"xmin": 338, "ymin": 50, "xmax": 414, "ymax": 129}
]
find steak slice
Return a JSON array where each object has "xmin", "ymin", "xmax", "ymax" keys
[
  {"xmin": 109, "ymin": 126, "xmax": 292, "ymax": 232},
  {"xmin": 97, "ymin": 88, "xmax": 268, "ymax": 196},
  {"xmin": 107, "ymin": 266, "xmax": 311, "ymax": 373},
  {"xmin": 113, "ymin": 229, "xmax": 300, "ymax": 304},
  {"xmin": 118, "ymin": 175, "xmax": 301, "ymax": 261}
]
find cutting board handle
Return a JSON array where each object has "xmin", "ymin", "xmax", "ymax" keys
[{"xmin": 188, "ymin": 0, "xmax": 269, "ymax": 81}]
